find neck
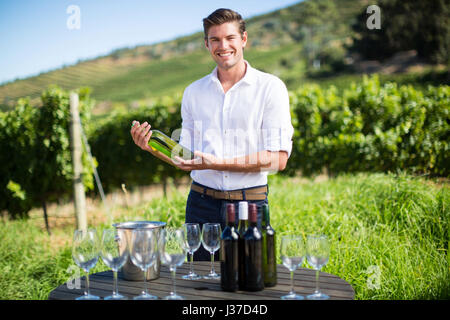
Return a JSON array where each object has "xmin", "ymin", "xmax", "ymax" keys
[{"xmin": 217, "ymin": 59, "xmax": 247, "ymax": 86}]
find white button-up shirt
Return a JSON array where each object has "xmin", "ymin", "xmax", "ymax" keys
[{"xmin": 179, "ymin": 61, "xmax": 294, "ymax": 191}]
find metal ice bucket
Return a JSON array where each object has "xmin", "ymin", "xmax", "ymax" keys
[{"xmin": 113, "ymin": 221, "xmax": 166, "ymax": 281}]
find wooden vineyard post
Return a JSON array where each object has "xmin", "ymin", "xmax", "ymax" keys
[{"xmin": 69, "ymin": 92, "xmax": 87, "ymax": 231}]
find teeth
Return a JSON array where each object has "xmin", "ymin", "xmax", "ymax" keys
[{"xmin": 218, "ymin": 52, "xmax": 232, "ymax": 57}]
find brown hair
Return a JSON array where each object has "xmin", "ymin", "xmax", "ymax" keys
[{"xmin": 203, "ymin": 8, "xmax": 246, "ymax": 40}]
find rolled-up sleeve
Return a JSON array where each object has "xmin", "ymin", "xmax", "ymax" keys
[{"xmin": 261, "ymin": 77, "xmax": 294, "ymax": 157}]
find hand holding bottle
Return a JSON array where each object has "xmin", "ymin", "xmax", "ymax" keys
[
  {"xmin": 130, "ymin": 120, "xmax": 175, "ymax": 167},
  {"xmin": 130, "ymin": 120, "xmax": 154, "ymax": 153}
]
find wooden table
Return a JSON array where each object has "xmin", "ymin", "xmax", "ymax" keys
[{"xmin": 48, "ymin": 261, "xmax": 354, "ymax": 300}]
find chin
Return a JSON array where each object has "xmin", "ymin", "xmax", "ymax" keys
[{"xmin": 217, "ymin": 59, "xmax": 238, "ymax": 70}]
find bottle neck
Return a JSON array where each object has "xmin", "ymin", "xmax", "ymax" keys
[{"xmin": 262, "ymin": 205, "xmax": 270, "ymax": 226}]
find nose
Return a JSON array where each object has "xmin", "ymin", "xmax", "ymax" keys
[{"xmin": 218, "ymin": 39, "xmax": 229, "ymax": 50}]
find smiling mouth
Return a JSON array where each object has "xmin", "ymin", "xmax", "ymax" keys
[{"xmin": 216, "ymin": 51, "xmax": 234, "ymax": 57}]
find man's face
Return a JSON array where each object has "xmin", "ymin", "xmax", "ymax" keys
[{"xmin": 205, "ymin": 22, "xmax": 247, "ymax": 71}]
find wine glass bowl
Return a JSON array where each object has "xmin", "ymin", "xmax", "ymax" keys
[
  {"xmin": 306, "ymin": 234, "xmax": 330, "ymax": 300},
  {"xmin": 201, "ymin": 223, "xmax": 221, "ymax": 280},
  {"xmin": 72, "ymin": 228, "xmax": 101, "ymax": 300},
  {"xmin": 280, "ymin": 235, "xmax": 305, "ymax": 300}
]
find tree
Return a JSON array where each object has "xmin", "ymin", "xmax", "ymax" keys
[{"xmin": 0, "ymin": 86, "xmax": 94, "ymax": 222}]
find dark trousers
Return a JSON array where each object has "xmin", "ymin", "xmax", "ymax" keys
[{"xmin": 185, "ymin": 181, "xmax": 269, "ymax": 261}]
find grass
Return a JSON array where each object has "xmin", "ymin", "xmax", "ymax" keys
[{"xmin": 0, "ymin": 172, "xmax": 448, "ymax": 300}]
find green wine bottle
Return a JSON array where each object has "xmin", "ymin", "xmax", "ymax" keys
[
  {"xmin": 262, "ymin": 204, "xmax": 277, "ymax": 287},
  {"xmin": 131, "ymin": 122, "xmax": 193, "ymax": 160}
]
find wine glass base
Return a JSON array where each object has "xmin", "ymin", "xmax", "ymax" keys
[
  {"xmin": 133, "ymin": 293, "xmax": 158, "ymax": 300},
  {"xmin": 281, "ymin": 293, "xmax": 304, "ymax": 300},
  {"xmin": 307, "ymin": 292, "xmax": 330, "ymax": 300},
  {"xmin": 76, "ymin": 294, "xmax": 101, "ymax": 300},
  {"xmin": 164, "ymin": 294, "xmax": 184, "ymax": 300},
  {"xmin": 203, "ymin": 273, "xmax": 220, "ymax": 280},
  {"xmin": 182, "ymin": 273, "xmax": 202, "ymax": 280},
  {"xmin": 104, "ymin": 294, "xmax": 128, "ymax": 300}
]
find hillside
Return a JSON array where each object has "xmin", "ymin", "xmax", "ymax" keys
[{"xmin": 2, "ymin": 0, "xmax": 446, "ymax": 114}]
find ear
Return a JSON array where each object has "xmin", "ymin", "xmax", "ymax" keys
[
  {"xmin": 242, "ymin": 31, "xmax": 248, "ymax": 48},
  {"xmin": 204, "ymin": 38, "xmax": 209, "ymax": 49}
]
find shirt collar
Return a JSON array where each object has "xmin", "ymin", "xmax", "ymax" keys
[{"xmin": 210, "ymin": 60, "xmax": 256, "ymax": 86}]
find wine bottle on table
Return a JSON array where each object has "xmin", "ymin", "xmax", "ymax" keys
[
  {"xmin": 220, "ymin": 204, "xmax": 239, "ymax": 292},
  {"xmin": 243, "ymin": 203, "xmax": 264, "ymax": 291},
  {"xmin": 262, "ymin": 204, "xmax": 277, "ymax": 287},
  {"xmin": 237, "ymin": 201, "xmax": 248, "ymax": 290}
]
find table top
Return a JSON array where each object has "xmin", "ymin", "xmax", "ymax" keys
[{"xmin": 48, "ymin": 261, "xmax": 354, "ymax": 300}]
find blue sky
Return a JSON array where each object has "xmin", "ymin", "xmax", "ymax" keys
[{"xmin": 0, "ymin": 0, "xmax": 301, "ymax": 84}]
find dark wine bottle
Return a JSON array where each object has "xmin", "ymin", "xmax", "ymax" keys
[
  {"xmin": 262, "ymin": 204, "xmax": 277, "ymax": 287},
  {"xmin": 243, "ymin": 203, "xmax": 264, "ymax": 291},
  {"xmin": 237, "ymin": 201, "xmax": 248, "ymax": 290},
  {"xmin": 220, "ymin": 204, "xmax": 239, "ymax": 292}
]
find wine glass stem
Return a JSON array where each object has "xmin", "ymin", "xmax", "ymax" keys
[
  {"xmin": 143, "ymin": 269, "xmax": 148, "ymax": 295},
  {"xmin": 315, "ymin": 269, "xmax": 320, "ymax": 294},
  {"xmin": 189, "ymin": 252, "xmax": 194, "ymax": 274},
  {"xmin": 85, "ymin": 270, "xmax": 90, "ymax": 296},
  {"xmin": 210, "ymin": 252, "xmax": 215, "ymax": 274},
  {"xmin": 290, "ymin": 270, "xmax": 295, "ymax": 295},
  {"xmin": 113, "ymin": 270, "xmax": 118, "ymax": 296},
  {"xmin": 171, "ymin": 266, "xmax": 177, "ymax": 296}
]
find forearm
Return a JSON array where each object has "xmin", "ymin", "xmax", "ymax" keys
[
  {"xmin": 214, "ymin": 150, "xmax": 287, "ymax": 172},
  {"xmin": 149, "ymin": 148, "xmax": 176, "ymax": 167}
]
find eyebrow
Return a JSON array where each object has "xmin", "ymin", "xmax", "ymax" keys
[
  {"xmin": 208, "ymin": 34, "xmax": 238, "ymax": 40},
  {"xmin": 208, "ymin": 33, "xmax": 239, "ymax": 39}
]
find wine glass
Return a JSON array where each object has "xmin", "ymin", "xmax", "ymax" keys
[
  {"xmin": 306, "ymin": 234, "xmax": 330, "ymax": 300},
  {"xmin": 201, "ymin": 223, "xmax": 221, "ymax": 280},
  {"xmin": 72, "ymin": 228, "xmax": 101, "ymax": 300},
  {"xmin": 181, "ymin": 223, "xmax": 202, "ymax": 280},
  {"xmin": 280, "ymin": 235, "xmax": 305, "ymax": 300},
  {"xmin": 159, "ymin": 227, "xmax": 187, "ymax": 300},
  {"xmin": 130, "ymin": 228, "xmax": 158, "ymax": 300},
  {"xmin": 100, "ymin": 228, "xmax": 129, "ymax": 300}
]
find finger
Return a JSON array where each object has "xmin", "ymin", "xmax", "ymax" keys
[
  {"xmin": 174, "ymin": 162, "xmax": 193, "ymax": 171},
  {"xmin": 131, "ymin": 123, "xmax": 141, "ymax": 145},
  {"xmin": 173, "ymin": 156, "xmax": 186, "ymax": 166},
  {"xmin": 131, "ymin": 121, "xmax": 140, "ymax": 134},
  {"xmin": 137, "ymin": 124, "xmax": 152, "ymax": 146},
  {"xmin": 144, "ymin": 129, "xmax": 153, "ymax": 145}
]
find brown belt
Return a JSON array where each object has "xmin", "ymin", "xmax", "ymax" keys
[{"xmin": 191, "ymin": 183, "xmax": 268, "ymax": 201}]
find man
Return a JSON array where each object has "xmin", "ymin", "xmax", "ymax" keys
[{"xmin": 131, "ymin": 8, "xmax": 294, "ymax": 260}]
